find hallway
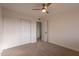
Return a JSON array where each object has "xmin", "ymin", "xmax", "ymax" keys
[{"xmin": 2, "ymin": 41, "xmax": 79, "ymax": 56}]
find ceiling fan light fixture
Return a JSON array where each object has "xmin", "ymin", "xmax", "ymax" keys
[{"xmin": 42, "ymin": 8, "xmax": 46, "ymax": 13}]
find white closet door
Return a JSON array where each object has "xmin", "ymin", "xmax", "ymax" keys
[
  {"xmin": 3, "ymin": 17, "xmax": 20, "ymax": 48},
  {"xmin": 21, "ymin": 19, "xmax": 30, "ymax": 43},
  {"xmin": 3, "ymin": 17, "xmax": 31, "ymax": 49},
  {"xmin": 30, "ymin": 21, "xmax": 36, "ymax": 43},
  {"xmin": 3, "ymin": 16, "xmax": 35, "ymax": 49}
]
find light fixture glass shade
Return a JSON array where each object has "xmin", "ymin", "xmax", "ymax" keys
[{"xmin": 42, "ymin": 9, "xmax": 46, "ymax": 12}]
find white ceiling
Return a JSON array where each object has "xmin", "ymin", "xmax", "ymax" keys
[{"xmin": 1, "ymin": 3, "xmax": 79, "ymax": 18}]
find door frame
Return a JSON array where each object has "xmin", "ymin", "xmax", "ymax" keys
[{"xmin": 36, "ymin": 21, "xmax": 42, "ymax": 41}]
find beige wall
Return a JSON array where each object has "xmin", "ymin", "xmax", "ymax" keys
[
  {"xmin": 43, "ymin": 8, "xmax": 79, "ymax": 52},
  {"xmin": 0, "ymin": 6, "xmax": 3, "ymax": 51}
]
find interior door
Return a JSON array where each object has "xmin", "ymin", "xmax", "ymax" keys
[
  {"xmin": 3, "ymin": 17, "xmax": 31, "ymax": 49},
  {"xmin": 42, "ymin": 20, "xmax": 48, "ymax": 42}
]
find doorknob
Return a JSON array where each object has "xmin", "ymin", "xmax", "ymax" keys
[{"xmin": 45, "ymin": 32, "xmax": 47, "ymax": 33}]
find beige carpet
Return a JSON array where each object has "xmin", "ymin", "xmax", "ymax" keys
[{"xmin": 2, "ymin": 41, "xmax": 79, "ymax": 56}]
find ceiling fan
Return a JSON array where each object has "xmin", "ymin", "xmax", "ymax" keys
[{"xmin": 32, "ymin": 3, "xmax": 52, "ymax": 14}]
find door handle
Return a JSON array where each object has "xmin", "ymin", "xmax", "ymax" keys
[{"xmin": 45, "ymin": 32, "xmax": 47, "ymax": 33}]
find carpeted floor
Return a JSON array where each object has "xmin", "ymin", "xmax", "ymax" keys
[{"xmin": 1, "ymin": 41, "xmax": 79, "ymax": 56}]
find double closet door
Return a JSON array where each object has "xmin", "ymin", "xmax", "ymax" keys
[{"xmin": 3, "ymin": 16, "xmax": 36, "ymax": 49}]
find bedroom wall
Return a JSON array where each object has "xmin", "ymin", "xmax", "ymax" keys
[
  {"xmin": 0, "ymin": 6, "xmax": 3, "ymax": 52},
  {"xmin": 42, "ymin": 8, "xmax": 79, "ymax": 52}
]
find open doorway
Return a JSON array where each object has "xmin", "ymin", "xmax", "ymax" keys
[{"xmin": 36, "ymin": 22, "xmax": 42, "ymax": 41}]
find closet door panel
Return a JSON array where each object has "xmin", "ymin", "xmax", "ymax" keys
[
  {"xmin": 3, "ymin": 17, "xmax": 20, "ymax": 48},
  {"xmin": 21, "ymin": 19, "xmax": 30, "ymax": 43}
]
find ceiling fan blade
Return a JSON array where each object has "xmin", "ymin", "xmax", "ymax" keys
[
  {"xmin": 46, "ymin": 11, "xmax": 49, "ymax": 14},
  {"xmin": 32, "ymin": 9, "xmax": 41, "ymax": 10},
  {"xmin": 42, "ymin": 3, "xmax": 46, "ymax": 8},
  {"xmin": 47, "ymin": 3, "xmax": 52, "ymax": 7}
]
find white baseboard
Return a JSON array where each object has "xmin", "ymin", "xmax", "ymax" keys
[
  {"xmin": 0, "ymin": 50, "xmax": 3, "ymax": 56},
  {"xmin": 0, "ymin": 40, "xmax": 37, "ymax": 56},
  {"xmin": 48, "ymin": 40, "xmax": 79, "ymax": 52},
  {"xmin": 2, "ymin": 40, "xmax": 37, "ymax": 50}
]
